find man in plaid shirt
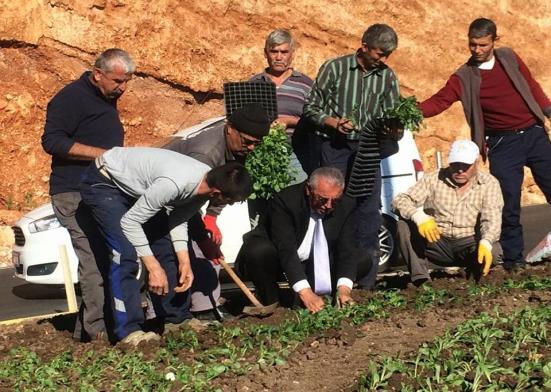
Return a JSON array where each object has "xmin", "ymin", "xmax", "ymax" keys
[{"xmin": 392, "ymin": 140, "xmax": 504, "ymax": 285}]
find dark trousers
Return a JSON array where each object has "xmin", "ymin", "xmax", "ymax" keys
[
  {"xmin": 487, "ymin": 125, "xmax": 551, "ymax": 267},
  {"xmin": 236, "ymin": 234, "xmax": 372, "ymax": 305},
  {"xmin": 80, "ymin": 165, "xmax": 191, "ymax": 341},
  {"xmin": 51, "ymin": 192, "xmax": 111, "ymax": 341},
  {"xmin": 235, "ymin": 235, "xmax": 284, "ymax": 305},
  {"xmin": 397, "ymin": 219, "xmax": 494, "ymax": 282},
  {"xmin": 320, "ymin": 136, "xmax": 381, "ymax": 289}
]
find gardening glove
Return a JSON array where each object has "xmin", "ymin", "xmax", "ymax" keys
[
  {"xmin": 197, "ymin": 237, "xmax": 224, "ymax": 265},
  {"xmin": 412, "ymin": 209, "xmax": 441, "ymax": 243},
  {"xmin": 203, "ymin": 214, "xmax": 222, "ymax": 245},
  {"xmin": 477, "ymin": 239, "xmax": 493, "ymax": 276}
]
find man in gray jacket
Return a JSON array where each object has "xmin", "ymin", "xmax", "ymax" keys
[
  {"xmin": 163, "ymin": 103, "xmax": 271, "ymax": 319},
  {"xmin": 80, "ymin": 147, "xmax": 252, "ymax": 345}
]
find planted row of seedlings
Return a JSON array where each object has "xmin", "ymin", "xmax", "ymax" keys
[
  {"xmin": 358, "ymin": 305, "xmax": 550, "ymax": 391},
  {"xmin": 0, "ymin": 275, "xmax": 549, "ymax": 391}
]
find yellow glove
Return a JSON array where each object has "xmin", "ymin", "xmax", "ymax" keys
[
  {"xmin": 417, "ymin": 218, "xmax": 441, "ymax": 243},
  {"xmin": 477, "ymin": 240, "xmax": 493, "ymax": 276}
]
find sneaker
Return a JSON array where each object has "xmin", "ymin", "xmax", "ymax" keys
[
  {"xmin": 121, "ymin": 330, "xmax": 160, "ymax": 346},
  {"xmin": 193, "ymin": 305, "xmax": 234, "ymax": 322}
]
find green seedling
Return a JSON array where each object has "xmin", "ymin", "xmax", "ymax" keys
[
  {"xmin": 245, "ymin": 122, "xmax": 295, "ymax": 200},
  {"xmin": 2, "ymin": 275, "xmax": 550, "ymax": 391},
  {"xmin": 381, "ymin": 95, "xmax": 424, "ymax": 133},
  {"xmin": 358, "ymin": 305, "xmax": 551, "ymax": 391}
]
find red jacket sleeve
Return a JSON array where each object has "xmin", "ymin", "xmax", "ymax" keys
[
  {"xmin": 419, "ymin": 75, "xmax": 462, "ymax": 118},
  {"xmin": 515, "ymin": 52, "xmax": 551, "ymax": 116}
]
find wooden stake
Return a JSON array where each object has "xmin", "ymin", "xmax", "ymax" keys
[{"xmin": 58, "ymin": 245, "xmax": 78, "ymax": 313}]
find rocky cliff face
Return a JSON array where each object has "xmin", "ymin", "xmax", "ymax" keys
[{"xmin": 1, "ymin": 0, "xmax": 550, "ymax": 217}]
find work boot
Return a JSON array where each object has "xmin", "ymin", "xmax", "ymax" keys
[{"xmin": 121, "ymin": 330, "xmax": 160, "ymax": 346}]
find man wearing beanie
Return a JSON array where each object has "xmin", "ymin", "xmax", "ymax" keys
[
  {"xmin": 392, "ymin": 140, "xmax": 504, "ymax": 285},
  {"xmin": 163, "ymin": 103, "xmax": 270, "ymax": 320}
]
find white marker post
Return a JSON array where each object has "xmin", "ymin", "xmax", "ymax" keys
[{"xmin": 58, "ymin": 244, "xmax": 78, "ymax": 313}]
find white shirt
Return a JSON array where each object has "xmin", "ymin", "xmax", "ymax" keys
[
  {"xmin": 478, "ymin": 56, "xmax": 495, "ymax": 70},
  {"xmin": 291, "ymin": 213, "xmax": 354, "ymax": 293}
]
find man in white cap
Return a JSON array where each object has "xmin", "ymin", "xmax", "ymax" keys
[{"xmin": 392, "ymin": 140, "xmax": 504, "ymax": 285}]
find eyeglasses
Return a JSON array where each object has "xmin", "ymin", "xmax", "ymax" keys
[
  {"xmin": 309, "ymin": 191, "xmax": 342, "ymax": 207},
  {"xmin": 240, "ymin": 133, "xmax": 262, "ymax": 148}
]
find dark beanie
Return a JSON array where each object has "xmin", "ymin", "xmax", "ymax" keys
[{"xmin": 228, "ymin": 103, "xmax": 270, "ymax": 138}]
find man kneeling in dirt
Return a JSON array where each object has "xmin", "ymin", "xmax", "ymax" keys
[
  {"xmin": 80, "ymin": 147, "xmax": 251, "ymax": 345},
  {"xmin": 236, "ymin": 167, "xmax": 370, "ymax": 313},
  {"xmin": 392, "ymin": 140, "xmax": 503, "ymax": 286}
]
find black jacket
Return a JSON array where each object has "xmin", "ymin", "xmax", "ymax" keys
[{"xmin": 247, "ymin": 182, "xmax": 363, "ymax": 287}]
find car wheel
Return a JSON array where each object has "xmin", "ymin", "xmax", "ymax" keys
[{"xmin": 378, "ymin": 215, "xmax": 398, "ymax": 272}]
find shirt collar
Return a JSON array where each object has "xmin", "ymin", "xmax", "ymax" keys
[
  {"xmin": 351, "ymin": 51, "xmax": 385, "ymax": 76},
  {"xmin": 477, "ymin": 56, "xmax": 495, "ymax": 70},
  {"xmin": 254, "ymin": 68, "xmax": 301, "ymax": 81}
]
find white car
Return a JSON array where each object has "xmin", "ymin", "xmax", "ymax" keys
[{"xmin": 12, "ymin": 118, "xmax": 423, "ymax": 284}]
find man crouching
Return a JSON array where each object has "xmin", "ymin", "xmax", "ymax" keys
[
  {"xmin": 393, "ymin": 140, "xmax": 503, "ymax": 286},
  {"xmin": 80, "ymin": 147, "xmax": 251, "ymax": 344},
  {"xmin": 236, "ymin": 167, "xmax": 371, "ymax": 313}
]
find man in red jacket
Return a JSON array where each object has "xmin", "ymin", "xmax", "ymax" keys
[{"xmin": 419, "ymin": 18, "xmax": 551, "ymax": 272}]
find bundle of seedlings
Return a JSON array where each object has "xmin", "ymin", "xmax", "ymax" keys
[
  {"xmin": 380, "ymin": 95, "xmax": 424, "ymax": 138},
  {"xmin": 245, "ymin": 122, "xmax": 295, "ymax": 200}
]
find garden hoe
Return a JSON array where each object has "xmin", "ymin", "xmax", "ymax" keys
[{"xmin": 218, "ymin": 257, "xmax": 277, "ymax": 317}]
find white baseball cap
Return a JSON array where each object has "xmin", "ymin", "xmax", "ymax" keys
[{"xmin": 448, "ymin": 140, "xmax": 480, "ymax": 164}]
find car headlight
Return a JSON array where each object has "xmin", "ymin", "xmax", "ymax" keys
[{"xmin": 28, "ymin": 215, "xmax": 62, "ymax": 233}]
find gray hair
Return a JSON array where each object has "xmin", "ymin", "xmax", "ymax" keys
[
  {"xmin": 308, "ymin": 167, "xmax": 345, "ymax": 190},
  {"xmin": 361, "ymin": 24, "xmax": 398, "ymax": 54},
  {"xmin": 468, "ymin": 18, "xmax": 497, "ymax": 40},
  {"xmin": 94, "ymin": 48, "xmax": 135, "ymax": 74},
  {"xmin": 264, "ymin": 29, "xmax": 295, "ymax": 51}
]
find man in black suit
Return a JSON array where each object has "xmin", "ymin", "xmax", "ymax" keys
[{"xmin": 236, "ymin": 167, "xmax": 370, "ymax": 313}]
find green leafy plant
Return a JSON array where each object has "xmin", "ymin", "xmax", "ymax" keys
[
  {"xmin": 382, "ymin": 95, "xmax": 424, "ymax": 133},
  {"xmin": 245, "ymin": 122, "xmax": 295, "ymax": 200},
  {"xmin": 358, "ymin": 306, "xmax": 551, "ymax": 391},
  {"xmin": 2, "ymin": 275, "xmax": 550, "ymax": 391}
]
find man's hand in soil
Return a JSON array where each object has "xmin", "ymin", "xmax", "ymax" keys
[
  {"xmin": 336, "ymin": 285, "xmax": 355, "ymax": 308},
  {"xmin": 141, "ymin": 255, "xmax": 169, "ymax": 295},
  {"xmin": 299, "ymin": 287, "xmax": 325, "ymax": 313},
  {"xmin": 175, "ymin": 250, "xmax": 194, "ymax": 292},
  {"xmin": 197, "ymin": 237, "xmax": 224, "ymax": 265}
]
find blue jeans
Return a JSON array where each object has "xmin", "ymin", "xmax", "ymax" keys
[
  {"xmin": 80, "ymin": 164, "xmax": 191, "ymax": 340},
  {"xmin": 487, "ymin": 124, "xmax": 551, "ymax": 267}
]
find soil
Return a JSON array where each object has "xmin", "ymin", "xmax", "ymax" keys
[{"xmin": 1, "ymin": 263, "xmax": 549, "ymax": 391}]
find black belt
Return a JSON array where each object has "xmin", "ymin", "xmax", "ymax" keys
[{"xmin": 486, "ymin": 123, "xmax": 538, "ymax": 138}]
